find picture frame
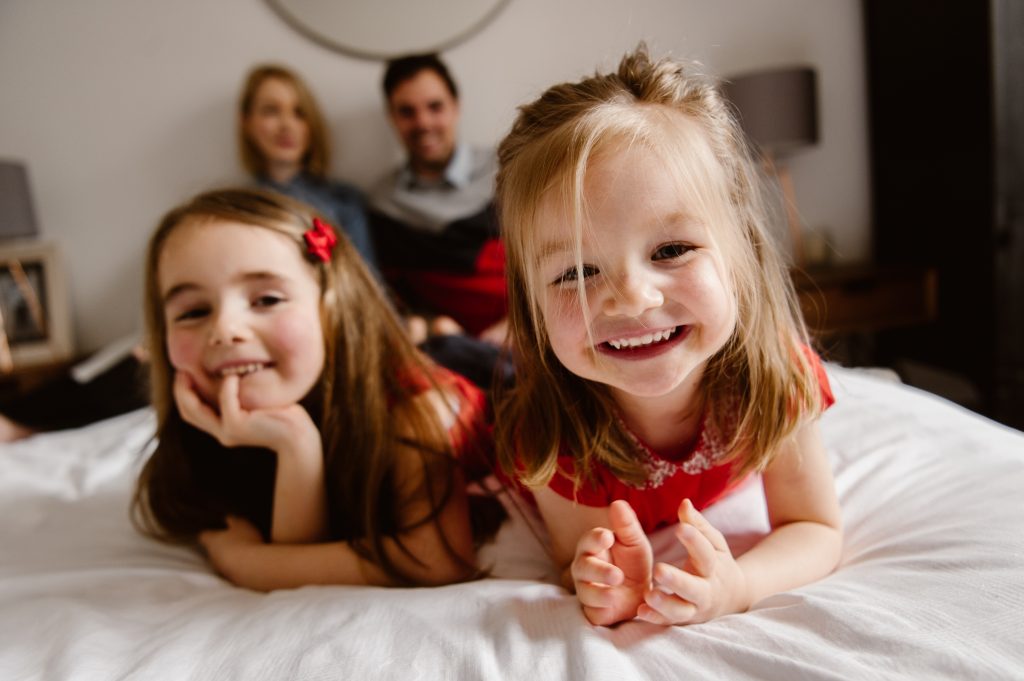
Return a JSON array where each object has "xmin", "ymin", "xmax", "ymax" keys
[{"xmin": 0, "ymin": 239, "xmax": 74, "ymax": 371}]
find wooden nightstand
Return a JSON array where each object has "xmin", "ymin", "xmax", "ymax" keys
[{"xmin": 791, "ymin": 264, "xmax": 938, "ymax": 359}]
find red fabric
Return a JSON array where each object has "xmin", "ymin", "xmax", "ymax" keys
[
  {"xmin": 547, "ymin": 453, "xmax": 743, "ymax": 534},
  {"xmin": 807, "ymin": 345, "xmax": 834, "ymax": 407},
  {"xmin": 400, "ymin": 270, "xmax": 507, "ymax": 337},
  {"xmin": 543, "ymin": 349, "xmax": 835, "ymax": 533},
  {"xmin": 474, "ymin": 238, "xmax": 506, "ymax": 275},
  {"xmin": 398, "ymin": 365, "xmax": 493, "ymax": 481},
  {"xmin": 385, "ymin": 237, "xmax": 507, "ymax": 336}
]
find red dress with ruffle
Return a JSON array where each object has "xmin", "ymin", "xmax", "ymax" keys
[{"xmin": 542, "ymin": 352, "xmax": 834, "ymax": 533}]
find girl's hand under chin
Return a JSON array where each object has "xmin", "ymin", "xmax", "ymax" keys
[
  {"xmin": 173, "ymin": 371, "xmax": 320, "ymax": 454},
  {"xmin": 637, "ymin": 499, "xmax": 749, "ymax": 626}
]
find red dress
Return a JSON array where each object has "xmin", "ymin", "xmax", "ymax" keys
[
  {"xmin": 543, "ymin": 352, "xmax": 834, "ymax": 533},
  {"xmin": 399, "ymin": 364, "xmax": 493, "ymax": 481}
]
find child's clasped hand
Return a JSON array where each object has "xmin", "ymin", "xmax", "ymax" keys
[{"xmin": 574, "ymin": 499, "xmax": 749, "ymax": 626}]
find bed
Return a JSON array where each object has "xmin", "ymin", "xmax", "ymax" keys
[{"xmin": 2, "ymin": 365, "xmax": 1023, "ymax": 680}]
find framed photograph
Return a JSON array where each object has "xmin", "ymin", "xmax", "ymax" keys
[{"xmin": 0, "ymin": 240, "xmax": 74, "ymax": 370}]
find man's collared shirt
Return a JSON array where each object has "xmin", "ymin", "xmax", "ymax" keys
[{"xmin": 369, "ymin": 144, "xmax": 496, "ymax": 234}]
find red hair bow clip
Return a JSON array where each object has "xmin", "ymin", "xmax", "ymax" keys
[{"xmin": 304, "ymin": 217, "xmax": 338, "ymax": 263}]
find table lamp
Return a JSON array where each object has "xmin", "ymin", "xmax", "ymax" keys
[{"xmin": 724, "ymin": 66, "xmax": 819, "ymax": 266}]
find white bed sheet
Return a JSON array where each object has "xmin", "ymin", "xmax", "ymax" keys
[{"xmin": 2, "ymin": 365, "xmax": 1023, "ymax": 680}]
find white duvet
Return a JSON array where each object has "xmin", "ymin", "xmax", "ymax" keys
[{"xmin": 2, "ymin": 365, "xmax": 1023, "ymax": 680}]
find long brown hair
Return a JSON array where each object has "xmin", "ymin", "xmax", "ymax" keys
[
  {"xmin": 495, "ymin": 46, "xmax": 824, "ymax": 489},
  {"xmin": 132, "ymin": 188, "xmax": 489, "ymax": 584},
  {"xmin": 238, "ymin": 64, "xmax": 331, "ymax": 179}
]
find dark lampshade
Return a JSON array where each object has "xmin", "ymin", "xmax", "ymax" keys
[
  {"xmin": 0, "ymin": 160, "xmax": 38, "ymax": 239},
  {"xmin": 724, "ymin": 67, "xmax": 819, "ymax": 156}
]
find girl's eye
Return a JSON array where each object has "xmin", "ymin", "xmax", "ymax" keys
[
  {"xmin": 173, "ymin": 307, "xmax": 209, "ymax": 323},
  {"xmin": 552, "ymin": 264, "xmax": 599, "ymax": 286},
  {"xmin": 253, "ymin": 294, "xmax": 285, "ymax": 308},
  {"xmin": 652, "ymin": 243, "xmax": 693, "ymax": 261}
]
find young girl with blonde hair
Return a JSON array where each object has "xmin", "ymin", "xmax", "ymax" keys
[
  {"xmin": 495, "ymin": 47, "xmax": 842, "ymax": 626},
  {"xmin": 133, "ymin": 187, "xmax": 497, "ymax": 589}
]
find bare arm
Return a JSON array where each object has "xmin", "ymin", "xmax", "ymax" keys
[
  {"xmin": 534, "ymin": 487, "xmax": 653, "ymax": 625},
  {"xmin": 199, "ymin": 467, "xmax": 473, "ymax": 590},
  {"xmin": 198, "ymin": 388, "xmax": 477, "ymax": 590},
  {"xmin": 533, "ymin": 487, "xmax": 614, "ymax": 588},
  {"xmin": 268, "ymin": 434, "xmax": 328, "ymax": 544},
  {"xmin": 174, "ymin": 371, "xmax": 328, "ymax": 544},
  {"xmin": 734, "ymin": 419, "xmax": 843, "ymax": 605},
  {"xmin": 639, "ymin": 419, "xmax": 842, "ymax": 625}
]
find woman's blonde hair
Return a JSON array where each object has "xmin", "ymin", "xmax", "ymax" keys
[
  {"xmin": 238, "ymin": 64, "xmax": 330, "ymax": 179},
  {"xmin": 132, "ymin": 188, "xmax": 489, "ymax": 585},
  {"xmin": 495, "ymin": 46, "xmax": 824, "ymax": 488}
]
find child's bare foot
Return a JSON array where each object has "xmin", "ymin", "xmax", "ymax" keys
[
  {"xmin": 0, "ymin": 413, "xmax": 34, "ymax": 443},
  {"xmin": 430, "ymin": 316, "xmax": 464, "ymax": 337},
  {"xmin": 406, "ymin": 315, "xmax": 429, "ymax": 344}
]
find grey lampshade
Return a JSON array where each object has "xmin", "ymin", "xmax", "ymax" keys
[
  {"xmin": 0, "ymin": 160, "xmax": 38, "ymax": 239},
  {"xmin": 724, "ymin": 67, "xmax": 819, "ymax": 156}
]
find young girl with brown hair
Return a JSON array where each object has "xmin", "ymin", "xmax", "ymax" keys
[
  {"xmin": 495, "ymin": 47, "xmax": 842, "ymax": 626},
  {"xmin": 133, "ymin": 187, "xmax": 495, "ymax": 588}
]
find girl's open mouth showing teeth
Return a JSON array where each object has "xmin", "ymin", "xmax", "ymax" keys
[
  {"xmin": 219, "ymin": 363, "xmax": 268, "ymax": 378},
  {"xmin": 605, "ymin": 327, "xmax": 680, "ymax": 350}
]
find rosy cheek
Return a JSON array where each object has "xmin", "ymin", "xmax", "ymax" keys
[
  {"xmin": 544, "ymin": 294, "xmax": 588, "ymax": 341},
  {"xmin": 540, "ymin": 311, "xmax": 579, "ymax": 367},
  {"xmin": 273, "ymin": 314, "xmax": 326, "ymax": 374},
  {"xmin": 165, "ymin": 330, "xmax": 205, "ymax": 383},
  {"xmin": 165, "ymin": 332, "xmax": 188, "ymax": 368},
  {"xmin": 271, "ymin": 316, "xmax": 308, "ymax": 352}
]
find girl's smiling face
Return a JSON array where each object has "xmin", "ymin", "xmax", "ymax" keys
[
  {"xmin": 158, "ymin": 219, "xmax": 325, "ymax": 411},
  {"xmin": 534, "ymin": 143, "xmax": 737, "ymax": 404}
]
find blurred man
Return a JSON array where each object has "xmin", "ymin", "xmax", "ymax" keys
[{"xmin": 369, "ymin": 53, "xmax": 507, "ymax": 345}]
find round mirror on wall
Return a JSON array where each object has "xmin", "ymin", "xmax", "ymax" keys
[{"xmin": 265, "ymin": 0, "xmax": 511, "ymax": 60}]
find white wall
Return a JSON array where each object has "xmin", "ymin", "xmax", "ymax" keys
[{"xmin": 0, "ymin": 0, "xmax": 869, "ymax": 353}]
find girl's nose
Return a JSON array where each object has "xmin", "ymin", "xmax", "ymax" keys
[
  {"xmin": 603, "ymin": 270, "xmax": 664, "ymax": 318},
  {"xmin": 208, "ymin": 310, "xmax": 250, "ymax": 346}
]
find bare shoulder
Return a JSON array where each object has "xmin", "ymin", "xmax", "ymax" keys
[
  {"xmin": 387, "ymin": 386, "xmax": 465, "ymax": 499},
  {"xmin": 391, "ymin": 385, "xmax": 461, "ymax": 440}
]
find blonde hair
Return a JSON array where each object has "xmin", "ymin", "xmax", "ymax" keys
[
  {"xmin": 238, "ymin": 64, "xmax": 331, "ymax": 179},
  {"xmin": 495, "ymin": 46, "xmax": 824, "ymax": 488},
  {"xmin": 133, "ymin": 188, "xmax": 488, "ymax": 585}
]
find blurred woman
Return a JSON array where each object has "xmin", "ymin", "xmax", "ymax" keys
[{"xmin": 239, "ymin": 64, "xmax": 376, "ymax": 269}]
